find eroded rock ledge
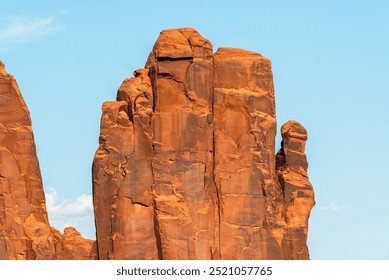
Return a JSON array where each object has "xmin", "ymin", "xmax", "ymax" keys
[{"xmin": 92, "ymin": 28, "xmax": 315, "ymax": 260}]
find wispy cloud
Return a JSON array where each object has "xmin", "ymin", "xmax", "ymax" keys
[
  {"xmin": 45, "ymin": 188, "xmax": 94, "ymax": 234},
  {"xmin": 0, "ymin": 16, "xmax": 59, "ymax": 50},
  {"xmin": 317, "ymin": 202, "xmax": 350, "ymax": 211}
]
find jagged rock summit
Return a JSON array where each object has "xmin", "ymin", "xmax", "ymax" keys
[
  {"xmin": 0, "ymin": 60, "xmax": 96, "ymax": 259},
  {"xmin": 93, "ymin": 28, "xmax": 315, "ymax": 260}
]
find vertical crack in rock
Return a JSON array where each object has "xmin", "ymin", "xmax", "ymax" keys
[
  {"xmin": 210, "ymin": 56, "xmax": 221, "ymax": 259},
  {"xmin": 93, "ymin": 28, "xmax": 315, "ymax": 259}
]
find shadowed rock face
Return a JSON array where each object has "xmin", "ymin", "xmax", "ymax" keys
[
  {"xmin": 0, "ymin": 61, "xmax": 96, "ymax": 260},
  {"xmin": 93, "ymin": 28, "xmax": 315, "ymax": 260}
]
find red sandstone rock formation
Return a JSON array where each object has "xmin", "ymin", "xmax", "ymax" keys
[
  {"xmin": 0, "ymin": 28, "xmax": 315, "ymax": 260},
  {"xmin": 0, "ymin": 61, "xmax": 95, "ymax": 260},
  {"xmin": 52, "ymin": 227, "xmax": 97, "ymax": 260},
  {"xmin": 276, "ymin": 121, "xmax": 315, "ymax": 259},
  {"xmin": 93, "ymin": 28, "xmax": 315, "ymax": 260},
  {"xmin": 0, "ymin": 61, "xmax": 56, "ymax": 259}
]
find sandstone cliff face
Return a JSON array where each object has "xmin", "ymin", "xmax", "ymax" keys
[
  {"xmin": 93, "ymin": 28, "xmax": 315, "ymax": 260},
  {"xmin": 0, "ymin": 61, "xmax": 56, "ymax": 259},
  {"xmin": 0, "ymin": 61, "xmax": 95, "ymax": 260}
]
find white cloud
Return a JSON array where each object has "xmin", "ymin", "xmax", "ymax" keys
[
  {"xmin": 45, "ymin": 188, "xmax": 94, "ymax": 234},
  {"xmin": 0, "ymin": 16, "xmax": 59, "ymax": 50},
  {"xmin": 317, "ymin": 202, "xmax": 349, "ymax": 211}
]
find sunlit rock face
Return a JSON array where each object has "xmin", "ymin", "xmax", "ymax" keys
[
  {"xmin": 93, "ymin": 28, "xmax": 315, "ymax": 260},
  {"xmin": 0, "ymin": 27, "xmax": 315, "ymax": 260},
  {"xmin": 0, "ymin": 61, "xmax": 96, "ymax": 260},
  {"xmin": 0, "ymin": 61, "xmax": 56, "ymax": 259}
]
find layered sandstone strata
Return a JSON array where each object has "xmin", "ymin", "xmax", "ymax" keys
[
  {"xmin": 0, "ymin": 61, "xmax": 95, "ymax": 260},
  {"xmin": 93, "ymin": 28, "xmax": 315, "ymax": 260}
]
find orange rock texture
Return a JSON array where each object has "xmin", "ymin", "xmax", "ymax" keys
[
  {"xmin": 93, "ymin": 28, "xmax": 315, "ymax": 260},
  {"xmin": 0, "ymin": 61, "xmax": 96, "ymax": 260},
  {"xmin": 52, "ymin": 227, "xmax": 97, "ymax": 260}
]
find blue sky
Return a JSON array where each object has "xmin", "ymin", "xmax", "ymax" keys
[{"xmin": 1, "ymin": 0, "xmax": 388, "ymax": 259}]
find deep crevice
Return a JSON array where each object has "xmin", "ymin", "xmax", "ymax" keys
[
  {"xmin": 153, "ymin": 200, "xmax": 163, "ymax": 260},
  {"xmin": 147, "ymin": 115, "xmax": 161, "ymax": 259},
  {"xmin": 211, "ymin": 54, "xmax": 222, "ymax": 260},
  {"xmin": 156, "ymin": 56, "xmax": 193, "ymax": 62}
]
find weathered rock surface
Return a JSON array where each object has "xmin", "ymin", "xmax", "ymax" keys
[
  {"xmin": 93, "ymin": 28, "xmax": 315, "ymax": 260},
  {"xmin": 0, "ymin": 61, "xmax": 56, "ymax": 259},
  {"xmin": 276, "ymin": 121, "xmax": 315, "ymax": 259},
  {"xmin": 52, "ymin": 227, "xmax": 97, "ymax": 260},
  {"xmin": 0, "ymin": 28, "xmax": 315, "ymax": 260},
  {"xmin": 0, "ymin": 61, "xmax": 95, "ymax": 260},
  {"xmin": 214, "ymin": 47, "xmax": 282, "ymax": 259}
]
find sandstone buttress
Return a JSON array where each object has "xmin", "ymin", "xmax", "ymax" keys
[
  {"xmin": 93, "ymin": 28, "xmax": 315, "ymax": 260},
  {"xmin": 0, "ymin": 61, "xmax": 96, "ymax": 259}
]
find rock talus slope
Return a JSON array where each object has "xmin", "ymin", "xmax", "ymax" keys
[
  {"xmin": 0, "ymin": 61, "xmax": 96, "ymax": 260},
  {"xmin": 93, "ymin": 28, "xmax": 315, "ymax": 260}
]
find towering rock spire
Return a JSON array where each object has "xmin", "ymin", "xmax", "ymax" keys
[
  {"xmin": 92, "ymin": 28, "xmax": 315, "ymax": 260},
  {"xmin": 0, "ymin": 60, "xmax": 96, "ymax": 260},
  {"xmin": 276, "ymin": 120, "xmax": 315, "ymax": 259},
  {"xmin": 0, "ymin": 61, "xmax": 56, "ymax": 259}
]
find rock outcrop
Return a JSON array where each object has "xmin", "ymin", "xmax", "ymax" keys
[
  {"xmin": 0, "ymin": 61, "xmax": 56, "ymax": 259},
  {"xmin": 52, "ymin": 227, "xmax": 97, "ymax": 260},
  {"xmin": 0, "ymin": 28, "xmax": 315, "ymax": 260},
  {"xmin": 0, "ymin": 61, "xmax": 95, "ymax": 260},
  {"xmin": 93, "ymin": 28, "xmax": 315, "ymax": 260},
  {"xmin": 276, "ymin": 121, "xmax": 315, "ymax": 259}
]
